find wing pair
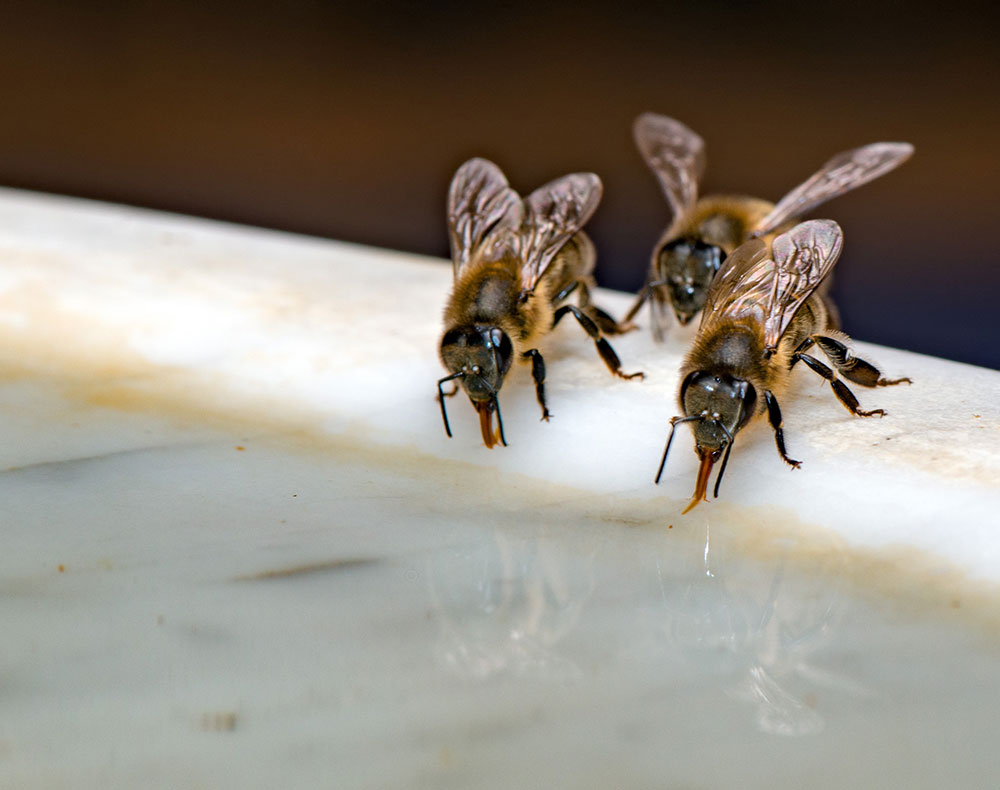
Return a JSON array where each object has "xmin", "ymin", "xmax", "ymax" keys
[
  {"xmin": 447, "ymin": 158, "xmax": 602, "ymax": 294},
  {"xmin": 700, "ymin": 219, "xmax": 844, "ymax": 351},
  {"xmin": 633, "ymin": 112, "xmax": 913, "ymax": 239}
]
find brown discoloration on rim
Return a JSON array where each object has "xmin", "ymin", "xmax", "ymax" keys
[{"xmin": 233, "ymin": 558, "xmax": 379, "ymax": 581}]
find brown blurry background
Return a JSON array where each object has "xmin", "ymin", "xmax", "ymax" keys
[{"xmin": 1, "ymin": 1, "xmax": 996, "ymax": 367}]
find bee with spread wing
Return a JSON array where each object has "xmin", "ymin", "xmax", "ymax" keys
[
  {"xmin": 625, "ymin": 113, "xmax": 913, "ymax": 337},
  {"xmin": 438, "ymin": 158, "xmax": 642, "ymax": 448},
  {"xmin": 655, "ymin": 219, "xmax": 910, "ymax": 512}
]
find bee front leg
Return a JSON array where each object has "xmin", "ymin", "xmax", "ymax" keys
[
  {"xmin": 622, "ymin": 279, "xmax": 655, "ymax": 332},
  {"xmin": 648, "ymin": 283, "xmax": 673, "ymax": 343},
  {"xmin": 811, "ymin": 335, "xmax": 912, "ymax": 388},
  {"xmin": 522, "ymin": 349, "xmax": 551, "ymax": 421},
  {"xmin": 552, "ymin": 305, "xmax": 644, "ymax": 381},
  {"xmin": 764, "ymin": 390, "xmax": 801, "ymax": 468},
  {"xmin": 793, "ymin": 350, "xmax": 886, "ymax": 417}
]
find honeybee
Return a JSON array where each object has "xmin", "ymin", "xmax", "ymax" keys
[
  {"xmin": 437, "ymin": 158, "xmax": 641, "ymax": 448},
  {"xmin": 625, "ymin": 113, "xmax": 913, "ymax": 337},
  {"xmin": 654, "ymin": 219, "xmax": 910, "ymax": 513}
]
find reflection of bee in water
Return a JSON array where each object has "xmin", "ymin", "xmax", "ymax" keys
[
  {"xmin": 625, "ymin": 113, "xmax": 913, "ymax": 337},
  {"xmin": 437, "ymin": 158, "xmax": 641, "ymax": 448},
  {"xmin": 655, "ymin": 219, "xmax": 911, "ymax": 513}
]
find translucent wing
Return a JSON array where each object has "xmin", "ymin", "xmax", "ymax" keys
[
  {"xmin": 633, "ymin": 113, "xmax": 706, "ymax": 234},
  {"xmin": 518, "ymin": 172, "xmax": 602, "ymax": 293},
  {"xmin": 761, "ymin": 219, "xmax": 843, "ymax": 349},
  {"xmin": 446, "ymin": 158, "xmax": 523, "ymax": 278},
  {"xmin": 699, "ymin": 237, "xmax": 773, "ymax": 333},
  {"xmin": 753, "ymin": 142, "xmax": 913, "ymax": 237},
  {"xmin": 699, "ymin": 220, "xmax": 843, "ymax": 351}
]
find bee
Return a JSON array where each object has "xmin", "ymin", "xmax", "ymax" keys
[
  {"xmin": 437, "ymin": 158, "xmax": 642, "ymax": 448},
  {"xmin": 654, "ymin": 219, "xmax": 911, "ymax": 513},
  {"xmin": 625, "ymin": 113, "xmax": 913, "ymax": 337}
]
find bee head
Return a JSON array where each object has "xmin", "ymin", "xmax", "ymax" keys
[
  {"xmin": 654, "ymin": 372, "xmax": 755, "ymax": 511},
  {"xmin": 681, "ymin": 371, "xmax": 756, "ymax": 452},
  {"xmin": 439, "ymin": 326, "xmax": 513, "ymax": 400},
  {"xmin": 655, "ymin": 238, "xmax": 726, "ymax": 325},
  {"xmin": 437, "ymin": 326, "xmax": 514, "ymax": 448}
]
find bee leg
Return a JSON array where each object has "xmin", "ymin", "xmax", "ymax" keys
[
  {"xmin": 553, "ymin": 280, "xmax": 580, "ymax": 303},
  {"xmin": 764, "ymin": 390, "xmax": 801, "ymax": 468},
  {"xmin": 571, "ymin": 279, "xmax": 636, "ymax": 336},
  {"xmin": 812, "ymin": 335, "xmax": 912, "ymax": 388},
  {"xmin": 552, "ymin": 304, "xmax": 644, "ymax": 381},
  {"xmin": 589, "ymin": 304, "xmax": 629, "ymax": 336},
  {"xmin": 650, "ymin": 284, "xmax": 673, "ymax": 342},
  {"xmin": 622, "ymin": 285, "xmax": 650, "ymax": 330},
  {"xmin": 795, "ymin": 352, "xmax": 886, "ymax": 417},
  {"xmin": 522, "ymin": 348, "xmax": 551, "ymax": 421}
]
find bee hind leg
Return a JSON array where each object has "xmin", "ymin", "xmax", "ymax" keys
[
  {"xmin": 552, "ymin": 304, "xmax": 644, "ymax": 381},
  {"xmin": 522, "ymin": 349, "xmax": 551, "ymax": 421},
  {"xmin": 764, "ymin": 390, "xmax": 801, "ymax": 468},
  {"xmin": 569, "ymin": 279, "xmax": 638, "ymax": 336},
  {"xmin": 811, "ymin": 335, "xmax": 912, "ymax": 387},
  {"xmin": 793, "ymin": 347, "xmax": 886, "ymax": 417}
]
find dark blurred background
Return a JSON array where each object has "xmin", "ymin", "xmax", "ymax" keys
[{"xmin": 1, "ymin": 1, "xmax": 996, "ymax": 367}]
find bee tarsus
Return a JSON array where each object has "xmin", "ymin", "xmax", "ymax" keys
[
  {"xmin": 764, "ymin": 389, "xmax": 801, "ymax": 468},
  {"xmin": 809, "ymin": 334, "xmax": 913, "ymax": 387},
  {"xmin": 521, "ymin": 348, "xmax": 551, "ymax": 421},
  {"xmin": 791, "ymin": 333, "xmax": 910, "ymax": 418},
  {"xmin": 552, "ymin": 303, "xmax": 644, "ymax": 380}
]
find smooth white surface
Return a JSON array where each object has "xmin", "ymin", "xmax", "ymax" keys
[{"xmin": 1, "ymin": 189, "xmax": 999, "ymax": 788}]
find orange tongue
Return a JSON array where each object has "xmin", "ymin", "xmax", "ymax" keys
[
  {"xmin": 476, "ymin": 401, "xmax": 499, "ymax": 449},
  {"xmin": 682, "ymin": 450, "xmax": 717, "ymax": 514}
]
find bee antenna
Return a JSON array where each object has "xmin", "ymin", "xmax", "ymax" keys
[
  {"xmin": 436, "ymin": 371, "xmax": 465, "ymax": 438},
  {"xmin": 713, "ymin": 438, "xmax": 734, "ymax": 499},
  {"xmin": 655, "ymin": 415, "xmax": 703, "ymax": 484},
  {"xmin": 493, "ymin": 395, "xmax": 508, "ymax": 447},
  {"xmin": 711, "ymin": 417, "xmax": 736, "ymax": 499}
]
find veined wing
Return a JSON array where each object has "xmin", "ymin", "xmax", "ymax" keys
[
  {"xmin": 633, "ymin": 113, "xmax": 706, "ymax": 235},
  {"xmin": 518, "ymin": 172, "xmax": 602, "ymax": 293},
  {"xmin": 699, "ymin": 237, "xmax": 773, "ymax": 333},
  {"xmin": 761, "ymin": 219, "xmax": 843, "ymax": 350},
  {"xmin": 700, "ymin": 220, "xmax": 843, "ymax": 353},
  {"xmin": 446, "ymin": 158, "xmax": 522, "ymax": 278},
  {"xmin": 753, "ymin": 142, "xmax": 913, "ymax": 237}
]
